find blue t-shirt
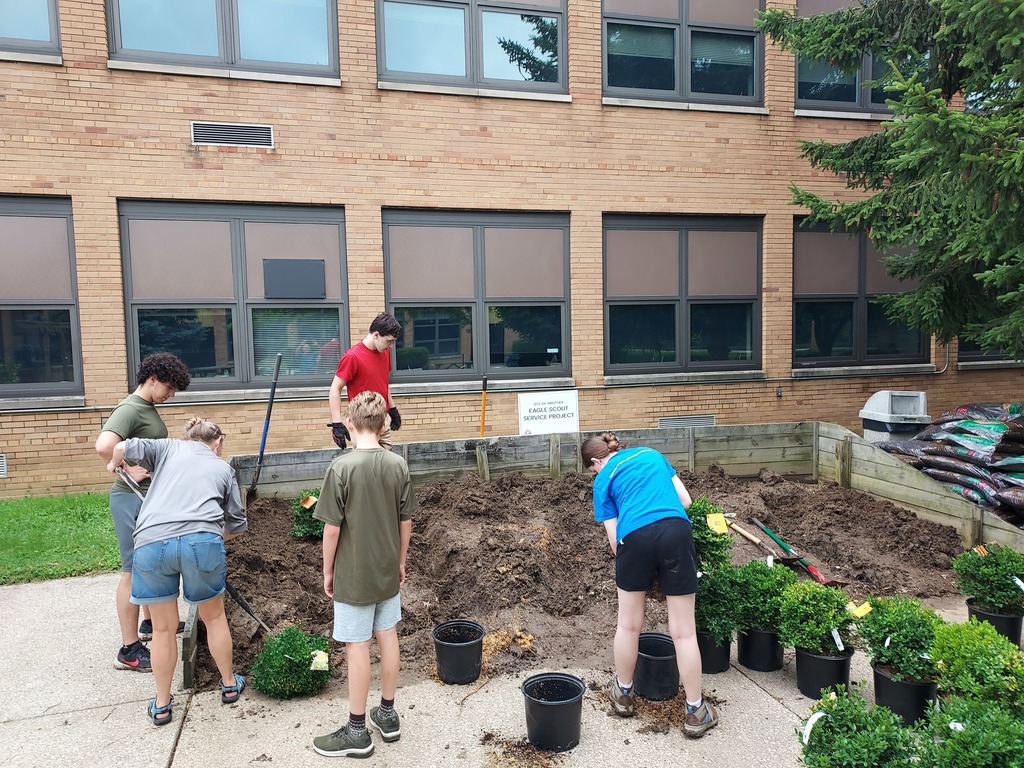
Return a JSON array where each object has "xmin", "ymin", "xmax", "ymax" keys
[{"xmin": 592, "ymin": 447, "xmax": 689, "ymax": 543}]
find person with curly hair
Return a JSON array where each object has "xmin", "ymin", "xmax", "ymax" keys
[
  {"xmin": 582, "ymin": 432, "xmax": 718, "ymax": 739},
  {"xmin": 94, "ymin": 352, "xmax": 191, "ymax": 673}
]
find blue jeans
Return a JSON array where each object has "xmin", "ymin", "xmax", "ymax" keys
[{"xmin": 131, "ymin": 532, "xmax": 226, "ymax": 605}]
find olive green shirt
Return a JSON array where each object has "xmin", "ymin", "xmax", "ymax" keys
[
  {"xmin": 314, "ymin": 447, "xmax": 415, "ymax": 605},
  {"xmin": 102, "ymin": 394, "xmax": 167, "ymax": 493}
]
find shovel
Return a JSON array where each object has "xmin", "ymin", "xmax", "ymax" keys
[
  {"xmin": 750, "ymin": 517, "xmax": 846, "ymax": 587},
  {"xmin": 247, "ymin": 352, "xmax": 283, "ymax": 500},
  {"xmin": 115, "ymin": 467, "xmax": 272, "ymax": 633}
]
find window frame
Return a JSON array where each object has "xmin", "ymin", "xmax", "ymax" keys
[
  {"xmin": 120, "ymin": 201, "xmax": 348, "ymax": 390},
  {"xmin": 376, "ymin": 0, "xmax": 568, "ymax": 94},
  {"xmin": 792, "ymin": 222, "xmax": 928, "ymax": 368},
  {"xmin": 0, "ymin": 0, "xmax": 61, "ymax": 60},
  {"xmin": 795, "ymin": 53, "xmax": 890, "ymax": 112},
  {"xmin": 0, "ymin": 196, "xmax": 83, "ymax": 398},
  {"xmin": 603, "ymin": 215, "xmax": 763, "ymax": 375},
  {"xmin": 602, "ymin": 0, "xmax": 764, "ymax": 107},
  {"xmin": 105, "ymin": 0, "xmax": 340, "ymax": 80},
  {"xmin": 383, "ymin": 209, "xmax": 571, "ymax": 382}
]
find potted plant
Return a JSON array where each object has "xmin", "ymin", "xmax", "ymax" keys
[
  {"xmin": 778, "ymin": 580, "xmax": 856, "ymax": 699},
  {"xmin": 687, "ymin": 496, "xmax": 733, "ymax": 573},
  {"xmin": 858, "ymin": 594, "xmax": 943, "ymax": 725},
  {"xmin": 798, "ymin": 683, "xmax": 915, "ymax": 768},
  {"xmin": 734, "ymin": 558, "xmax": 798, "ymax": 671},
  {"xmin": 930, "ymin": 618, "xmax": 1024, "ymax": 717},
  {"xmin": 917, "ymin": 695, "xmax": 1024, "ymax": 768},
  {"xmin": 694, "ymin": 563, "xmax": 740, "ymax": 673},
  {"xmin": 951, "ymin": 544, "xmax": 1024, "ymax": 647}
]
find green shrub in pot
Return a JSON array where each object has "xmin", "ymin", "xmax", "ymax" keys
[
  {"xmin": 291, "ymin": 487, "xmax": 325, "ymax": 539},
  {"xmin": 951, "ymin": 544, "xmax": 1024, "ymax": 615},
  {"xmin": 778, "ymin": 580, "xmax": 855, "ymax": 655},
  {"xmin": 918, "ymin": 695, "xmax": 1024, "ymax": 768},
  {"xmin": 251, "ymin": 625, "xmax": 331, "ymax": 700},
  {"xmin": 694, "ymin": 563, "xmax": 741, "ymax": 646},
  {"xmin": 686, "ymin": 496, "xmax": 733, "ymax": 573},
  {"xmin": 734, "ymin": 558, "xmax": 798, "ymax": 632},
  {"xmin": 930, "ymin": 619, "xmax": 1024, "ymax": 716},
  {"xmin": 858, "ymin": 594, "xmax": 943, "ymax": 682}
]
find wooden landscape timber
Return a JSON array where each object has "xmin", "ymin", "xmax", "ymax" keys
[{"xmin": 230, "ymin": 422, "xmax": 1023, "ymax": 553}]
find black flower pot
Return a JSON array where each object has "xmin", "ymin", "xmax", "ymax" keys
[
  {"xmin": 737, "ymin": 629, "xmax": 784, "ymax": 672},
  {"xmin": 697, "ymin": 630, "xmax": 731, "ymax": 674},
  {"xmin": 794, "ymin": 647, "xmax": 853, "ymax": 699},
  {"xmin": 634, "ymin": 632, "xmax": 679, "ymax": 700},
  {"xmin": 872, "ymin": 665, "xmax": 937, "ymax": 727},
  {"xmin": 967, "ymin": 598, "xmax": 1023, "ymax": 648}
]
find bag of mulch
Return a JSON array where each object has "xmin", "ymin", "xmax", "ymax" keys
[
  {"xmin": 934, "ymin": 403, "xmax": 1023, "ymax": 424},
  {"xmin": 895, "ymin": 455, "xmax": 925, "ymax": 468},
  {"xmin": 918, "ymin": 454, "xmax": 995, "ymax": 481},
  {"xmin": 919, "ymin": 443, "xmax": 993, "ymax": 468},
  {"xmin": 938, "ymin": 482, "xmax": 991, "ymax": 506},
  {"xmin": 945, "ymin": 419, "xmax": 1024, "ymax": 443},
  {"xmin": 991, "ymin": 472, "xmax": 1024, "ymax": 489},
  {"xmin": 994, "ymin": 486, "xmax": 1024, "ymax": 512},
  {"xmin": 912, "ymin": 425, "xmax": 998, "ymax": 456},
  {"xmin": 920, "ymin": 469, "xmax": 1002, "ymax": 506},
  {"xmin": 989, "ymin": 455, "xmax": 1024, "ymax": 471},
  {"xmin": 876, "ymin": 439, "xmax": 930, "ymax": 458}
]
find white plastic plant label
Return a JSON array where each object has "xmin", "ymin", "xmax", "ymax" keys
[
  {"xmin": 802, "ymin": 711, "xmax": 827, "ymax": 744},
  {"xmin": 1012, "ymin": 576, "xmax": 1024, "ymax": 592},
  {"xmin": 831, "ymin": 627, "xmax": 845, "ymax": 652},
  {"xmin": 766, "ymin": 555, "xmax": 774, "ymax": 568}
]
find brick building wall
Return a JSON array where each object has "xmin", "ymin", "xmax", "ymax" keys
[{"xmin": 0, "ymin": 0, "xmax": 1020, "ymax": 498}]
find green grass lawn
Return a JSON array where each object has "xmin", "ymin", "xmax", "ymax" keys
[{"xmin": 0, "ymin": 493, "xmax": 118, "ymax": 584}]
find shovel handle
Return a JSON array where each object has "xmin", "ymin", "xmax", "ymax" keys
[{"xmin": 729, "ymin": 521, "xmax": 777, "ymax": 557}]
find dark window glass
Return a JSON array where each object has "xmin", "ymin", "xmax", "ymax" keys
[
  {"xmin": 865, "ymin": 301, "xmax": 923, "ymax": 357},
  {"xmin": 138, "ymin": 308, "xmax": 236, "ymax": 378},
  {"xmin": 958, "ymin": 339, "xmax": 1016, "ymax": 362},
  {"xmin": 490, "ymin": 305, "xmax": 562, "ymax": 368},
  {"xmin": 252, "ymin": 308, "xmax": 341, "ymax": 376},
  {"xmin": 794, "ymin": 301, "xmax": 854, "ymax": 359},
  {"xmin": 394, "ymin": 306, "xmax": 474, "ymax": 370},
  {"xmin": 690, "ymin": 31, "xmax": 754, "ymax": 97},
  {"xmin": 690, "ymin": 303, "xmax": 753, "ymax": 362},
  {"xmin": 797, "ymin": 58, "xmax": 857, "ymax": 102},
  {"xmin": 0, "ymin": 309, "xmax": 74, "ymax": 385},
  {"xmin": 607, "ymin": 23, "xmax": 675, "ymax": 91},
  {"xmin": 609, "ymin": 304, "xmax": 677, "ymax": 364}
]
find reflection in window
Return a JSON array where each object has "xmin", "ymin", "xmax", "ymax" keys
[
  {"xmin": 797, "ymin": 58, "xmax": 857, "ymax": 102},
  {"xmin": 0, "ymin": 309, "xmax": 74, "ymax": 385},
  {"xmin": 138, "ymin": 308, "xmax": 235, "ymax": 379},
  {"xmin": 393, "ymin": 307, "xmax": 474, "ymax": 370},
  {"xmin": 607, "ymin": 23, "xmax": 675, "ymax": 91},
  {"xmin": 383, "ymin": 1, "xmax": 466, "ymax": 76},
  {"xmin": 958, "ymin": 339, "xmax": 1017, "ymax": 363},
  {"xmin": 490, "ymin": 305, "xmax": 562, "ymax": 368},
  {"xmin": 238, "ymin": 0, "xmax": 330, "ymax": 65},
  {"xmin": 252, "ymin": 307, "xmax": 341, "ymax": 377},
  {"xmin": 794, "ymin": 301, "xmax": 854, "ymax": 359},
  {"xmin": 118, "ymin": 0, "xmax": 220, "ymax": 56},
  {"xmin": 689, "ymin": 304, "xmax": 753, "ymax": 362},
  {"xmin": 0, "ymin": 0, "xmax": 52, "ymax": 42},
  {"xmin": 690, "ymin": 32, "xmax": 754, "ymax": 97},
  {"xmin": 483, "ymin": 12, "xmax": 559, "ymax": 82},
  {"xmin": 609, "ymin": 304, "xmax": 677, "ymax": 365},
  {"xmin": 865, "ymin": 302, "xmax": 923, "ymax": 357}
]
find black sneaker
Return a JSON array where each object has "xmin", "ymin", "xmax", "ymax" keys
[
  {"xmin": 312, "ymin": 725, "xmax": 374, "ymax": 758},
  {"xmin": 369, "ymin": 706, "xmax": 401, "ymax": 742},
  {"xmin": 138, "ymin": 620, "xmax": 186, "ymax": 641},
  {"xmin": 115, "ymin": 641, "xmax": 153, "ymax": 672}
]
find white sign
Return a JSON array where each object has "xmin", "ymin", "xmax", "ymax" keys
[{"xmin": 518, "ymin": 390, "xmax": 580, "ymax": 435}]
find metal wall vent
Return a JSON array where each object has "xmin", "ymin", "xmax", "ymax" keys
[
  {"xmin": 0, "ymin": 453, "xmax": 7, "ymax": 479},
  {"xmin": 191, "ymin": 121, "xmax": 274, "ymax": 148},
  {"xmin": 658, "ymin": 414, "xmax": 716, "ymax": 428}
]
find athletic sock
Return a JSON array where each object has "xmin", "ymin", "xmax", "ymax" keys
[
  {"xmin": 686, "ymin": 697, "xmax": 703, "ymax": 712},
  {"xmin": 348, "ymin": 713, "xmax": 366, "ymax": 735},
  {"xmin": 378, "ymin": 698, "xmax": 395, "ymax": 719},
  {"xmin": 617, "ymin": 677, "xmax": 633, "ymax": 693}
]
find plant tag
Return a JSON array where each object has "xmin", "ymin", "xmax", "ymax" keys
[
  {"xmin": 802, "ymin": 711, "xmax": 827, "ymax": 744},
  {"xmin": 766, "ymin": 555, "xmax": 774, "ymax": 568},
  {"xmin": 973, "ymin": 544, "xmax": 988, "ymax": 556},
  {"xmin": 848, "ymin": 601, "xmax": 872, "ymax": 618},
  {"xmin": 706, "ymin": 513, "xmax": 728, "ymax": 534},
  {"xmin": 884, "ymin": 635, "xmax": 891, "ymax": 648},
  {"xmin": 1012, "ymin": 576, "xmax": 1024, "ymax": 592},
  {"xmin": 831, "ymin": 627, "xmax": 845, "ymax": 652},
  {"xmin": 310, "ymin": 650, "xmax": 329, "ymax": 671},
  {"xmin": 949, "ymin": 721, "xmax": 965, "ymax": 732},
  {"xmin": 300, "ymin": 495, "xmax": 319, "ymax": 510}
]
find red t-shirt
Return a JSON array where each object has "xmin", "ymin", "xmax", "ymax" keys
[{"xmin": 335, "ymin": 341, "xmax": 391, "ymax": 403}]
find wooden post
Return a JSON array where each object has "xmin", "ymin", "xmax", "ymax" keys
[
  {"xmin": 574, "ymin": 432, "xmax": 583, "ymax": 473},
  {"xmin": 687, "ymin": 427, "xmax": 696, "ymax": 471},
  {"xmin": 548, "ymin": 434, "xmax": 561, "ymax": 478},
  {"xmin": 476, "ymin": 443, "xmax": 490, "ymax": 482},
  {"xmin": 835, "ymin": 436, "xmax": 852, "ymax": 488},
  {"xmin": 811, "ymin": 421, "xmax": 819, "ymax": 482},
  {"xmin": 181, "ymin": 603, "xmax": 199, "ymax": 689}
]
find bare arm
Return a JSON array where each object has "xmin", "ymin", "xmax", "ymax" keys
[
  {"xmin": 328, "ymin": 376, "xmax": 347, "ymax": 423},
  {"xmin": 673, "ymin": 475, "xmax": 692, "ymax": 511},
  {"xmin": 322, "ymin": 522, "xmax": 341, "ymax": 598},
  {"xmin": 603, "ymin": 519, "xmax": 618, "ymax": 556},
  {"xmin": 104, "ymin": 439, "xmax": 127, "ymax": 473},
  {"xmin": 398, "ymin": 518, "xmax": 412, "ymax": 584}
]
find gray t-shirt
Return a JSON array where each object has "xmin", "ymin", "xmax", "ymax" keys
[{"xmin": 123, "ymin": 438, "xmax": 247, "ymax": 550}]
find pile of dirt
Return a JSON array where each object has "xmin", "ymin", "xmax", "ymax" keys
[{"xmin": 196, "ymin": 466, "xmax": 963, "ymax": 690}]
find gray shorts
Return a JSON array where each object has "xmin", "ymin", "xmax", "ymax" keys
[
  {"xmin": 332, "ymin": 593, "xmax": 402, "ymax": 643},
  {"xmin": 109, "ymin": 490, "xmax": 142, "ymax": 571}
]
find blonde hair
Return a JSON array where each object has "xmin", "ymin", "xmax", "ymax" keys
[
  {"xmin": 581, "ymin": 432, "xmax": 624, "ymax": 466},
  {"xmin": 182, "ymin": 416, "xmax": 224, "ymax": 443},
  {"xmin": 347, "ymin": 390, "xmax": 387, "ymax": 433}
]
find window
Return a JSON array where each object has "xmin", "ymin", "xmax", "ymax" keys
[
  {"xmin": 378, "ymin": 0, "xmax": 566, "ymax": 93},
  {"xmin": 958, "ymin": 339, "xmax": 1019, "ymax": 364},
  {"xmin": 121, "ymin": 202, "xmax": 347, "ymax": 387},
  {"xmin": 795, "ymin": 0, "xmax": 888, "ymax": 111},
  {"xmin": 603, "ymin": 0, "xmax": 762, "ymax": 105},
  {"xmin": 604, "ymin": 217, "xmax": 761, "ymax": 373},
  {"xmin": 107, "ymin": 0, "xmax": 338, "ymax": 78},
  {"xmin": 384, "ymin": 211, "xmax": 570, "ymax": 379},
  {"xmin": 0, "ymin": 0, "xmax": 60, "ymax": 58},
  {"xmin": 0, "ymin": 197, "xmax": 81, "ymax": 397},
  {"xmin": 793, "ymin": 224, "xmax": 926, "ymax": 367}
]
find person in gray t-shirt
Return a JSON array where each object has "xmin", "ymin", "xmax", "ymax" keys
[{"xmin": 106, "ymin": 417, "xmax": 247, "ymax": 727}]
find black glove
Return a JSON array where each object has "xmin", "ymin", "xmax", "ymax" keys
[
  {"xmin": 387, "ymin": 407, "xmax": 402, "ymax": 431},
  {"xmin": 328, "ymin": 422, "xmax": 350, "ymax": 449}
]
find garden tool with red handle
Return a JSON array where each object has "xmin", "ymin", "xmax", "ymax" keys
[{"xmin": 750, "ymin": 517, "xmax": 846, "ymax": 587}]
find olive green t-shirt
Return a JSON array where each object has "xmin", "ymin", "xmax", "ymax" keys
[
  {"xmin": 314, "ymin": 447, "xmax": 415, "ymax": 605},
  {"xmin": 101, "ymin": 394, "xmax": 167, "ymax": 493}
]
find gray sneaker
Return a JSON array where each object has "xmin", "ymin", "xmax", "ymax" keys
[
  {"xmin": 369, "ymin": 706, "xmax": 401, "ymax": 743},
  {"xmin": 607, "ymin": 677, "xmax": 635, "ymax": 717},
  {"xmin": 312, "ymin": 725, "xmax": 374, "ymax": 758},
  {"xmin": 683, "ymin": 700, "xmax": 719, "ymax": 738}
]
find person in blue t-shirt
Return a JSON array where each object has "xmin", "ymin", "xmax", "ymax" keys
[{"xmin": 583, "ymin": 432, "xmax": 718, "ymax": 739}]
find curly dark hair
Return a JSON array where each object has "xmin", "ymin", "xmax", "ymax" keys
[
  {"xmin": 136, "ymin": 352, "xmax": 191, "ymax": 391},
  {"xmin": 369, "ymin": 312, "xmax": 402, "ymax": 338}
]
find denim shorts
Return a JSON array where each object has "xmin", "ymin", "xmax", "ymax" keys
[
  {"xmin": 109, "ymin": 490, "xmax": 142, "ymax": 571},
  {"xmin": 332, "ymin": 594, "xmax": 402, "ymax": 643},
  {"xmin": 130, "ymin": 532, "xmax": 226, "ymax": 606}
]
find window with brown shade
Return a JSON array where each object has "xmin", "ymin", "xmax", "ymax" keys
[
  {"xmin": 793, "ymin": 222, "xmax": 926, "ymax": 366},
  {"xmin": 121, "ymin": 202, "xmax": 347, "ymax": 387},
  {"xmin": 604, "ymin": 216, "xmax": 761, "ymax": 372},
  {"xmin": 0, "ymin": 197, "xmax": 81, "ymax": 396},
  {"xmin": 384, "ymin": 210, "xmax": 569, "ymax": 379}
]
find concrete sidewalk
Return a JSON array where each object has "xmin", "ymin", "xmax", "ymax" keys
[{"xmin": 0, "ymin": 573, "xmax": 968, "ymax": 768}]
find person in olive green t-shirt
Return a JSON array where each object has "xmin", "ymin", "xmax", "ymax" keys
[
  {"xmin": 94, "ymin": 352, "xmax": 191, "ymax": 672},
  {"xmin": 312, "ymin": 390, "xmax": 415, "ymax": 759}
]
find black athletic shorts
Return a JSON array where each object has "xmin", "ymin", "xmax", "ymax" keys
[{"xmin": 615, "ymin": 517, "xmax": 698, "ymax": 595}]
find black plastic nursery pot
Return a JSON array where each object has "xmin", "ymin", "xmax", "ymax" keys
[
  {"xmin": 634, "ymin": 632, "xmax": 680, "ymax": 700},
  {"xmin": 521, "ymin": 672, "xmax": 585, "ymax": 752},
  {"xmin": 697, "ymin": 631, "xmax": 731, "ymax": 674},
  {"xmin": 967, "ymin": 598, "xmax": 1024, "ymax": 648},
  {"xmin": 795, "ymin": 647, "xmax": 853, "ymax": 699},
  {"xmin": 737, "ymin": 629, "xmax": 784, "ymax": 672},
  {"xmin": 872, "ymin": 666, "xmax": 937, "ymax": 727},
  {"xmin": 432, "ymin": 619, "xmax": 485, "ymax": 685}
]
